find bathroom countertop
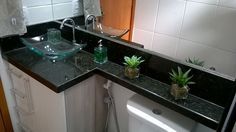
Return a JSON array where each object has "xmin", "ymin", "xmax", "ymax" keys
[{"xmin": 3, "ymin": 47, "xmax": 224, "ymax": 129}]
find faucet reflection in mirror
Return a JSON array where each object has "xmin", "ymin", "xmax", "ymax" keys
[{"xmin": 85, "ymin": 14, "xmax": 96, "ymax": 30}]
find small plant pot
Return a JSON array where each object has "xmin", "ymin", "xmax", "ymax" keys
[
  {"xmin": 170, "ymin": 84, "xmax": 189, "ymax": 100},
  {"xmin": 124, "ymin": 66, "xmax": 140, "ymax": 79}
]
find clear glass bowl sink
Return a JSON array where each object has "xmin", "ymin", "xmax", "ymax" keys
[{"xmin": 21, "ymin": 35, "xmax": 84, "ymax": 61}]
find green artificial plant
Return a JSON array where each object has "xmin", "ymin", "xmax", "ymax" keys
[
  {"xmin": 169, "ymin": 67, "xmax": 195, "ymax": 88},
  {"xmin": 123, "ymin": 55, "xmax": 144, "ymax": 69}
]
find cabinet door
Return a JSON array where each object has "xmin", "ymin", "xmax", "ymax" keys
[
  {"xmin": 29, "ymin": 76, "xmax": 67, "ymax": 132},
  {"xmin": 65, "ymin": 76, "xmax": 96, "ymax": 132}
]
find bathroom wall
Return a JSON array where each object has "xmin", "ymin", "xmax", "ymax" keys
[
  {"xmin": 132, "ymin": 0, "xmax": 236, "ymax": 77},
  {"xmin": 22, "ymin": 0, "xmax": 83, "ymax": 25}
]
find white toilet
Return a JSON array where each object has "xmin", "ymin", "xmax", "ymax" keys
[{"xmin": 127, "ymin": 94, "xmax": 197, "ymax": 132}]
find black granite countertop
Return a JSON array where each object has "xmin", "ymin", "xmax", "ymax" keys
[{"xmin": 3, "ymin": 47, "xmax": 224, "ymax": 129}]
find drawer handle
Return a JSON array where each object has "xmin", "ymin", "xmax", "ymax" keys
[
  {"xmin": 10, "ymin": 88, "xmax": 26, "ymax": 99},
  {"xmin": 8, "ymin": 68, "xmax": 22, "ymax": 78},
  {"xmin": 18, "ymin": 122, "xmax": 32, "ymax": 132}
]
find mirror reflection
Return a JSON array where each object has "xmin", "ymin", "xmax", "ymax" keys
[{"xmin": 22, "ymin": 0, "xmax": 236, "ymax": 78}]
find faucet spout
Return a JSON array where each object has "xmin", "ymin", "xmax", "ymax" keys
[{"xmin": 60, "ymin": 18, "xmax": 76, "ymax": 43}]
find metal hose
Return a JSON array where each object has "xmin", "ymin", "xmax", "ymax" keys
[{"xmin": 103, "ymin": 80, "xmax": 120, "ymax": 132}]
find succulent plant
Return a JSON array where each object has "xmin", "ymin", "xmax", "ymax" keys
[
  {"xmin": 169, "ymin": 67, "xmax": 195, "ymax": 88},
  {"xmin": 186, "ymin": 57, "xmax": 205, "ymax": 67},
  {"xmin": 123, "ymin": 55, "xmax": 144, "ymax": 69}
]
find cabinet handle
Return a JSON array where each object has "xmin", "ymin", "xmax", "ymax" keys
[
  {"xmin": 8, "ymin": 68, "xmax": 22, "ymax": 78},
  {"xmin": 18, "ymin": 122, "xmax": 32, "ymax": 132},
  {"xmin": 10, "ymin": 88, "xmax": 26, "ymax": 99}
]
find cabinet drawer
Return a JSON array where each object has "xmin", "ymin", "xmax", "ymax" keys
[
  {"xmin": 16, "ymin": 106, "xmax": 35, "ymax": 132},
  {"xmin": 12, "ymin": 78, "xmax": 34, "ymax": 114},
  {"xmin": 18, "ymin": 122, "xmax": 32, "ymax": 132},
  {"xmin": 15, "ymin": 95, "xmax": 33, "ymax": 115},
  {"xmin": 8, "ymin": 64, "xmax": 34, "ymax": 114},
  {"xmin": 8, "ymin": 64, "xmax": 27, "ymax": 95}
]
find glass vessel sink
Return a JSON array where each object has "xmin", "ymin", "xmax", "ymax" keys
[
  {"xmin": 78, "ymin": 23, "xmax": 129, "ymax": 38},
  {"xmin": 94, "ymin": 23, "xmax": 129, "ymax": 38},
  {"xmin": 21, "ymin": 35, "xmax": 84, "ymax": 61}
]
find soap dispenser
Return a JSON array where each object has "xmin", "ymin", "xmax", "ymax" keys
[{"xmin": 94, "ymin": 39, "xmax": 108, "ymax": 64}]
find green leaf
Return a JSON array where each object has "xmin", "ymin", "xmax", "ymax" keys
[
  {"xmin": 171, "ymin": 69, "xmax": 177, "ymax": 77},
  {"xmin": 177, "ymin": 67, "xmax": 183, "ymax": 77},
  {"xmin": 183, "ymin": 69, "xmax": 191, "ymax": 79}
]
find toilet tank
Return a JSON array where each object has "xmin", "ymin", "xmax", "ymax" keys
[{"xmin": 127, "ymin": 94, "xmax": 196, "ymax": 132}]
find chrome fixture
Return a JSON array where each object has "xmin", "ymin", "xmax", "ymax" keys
[
  {"xmin": 85, "ymin": 14, "xmax": 96, "ymax": 30},
  {"xmin": 60, "ymin": 18, "xmax": 76, "ymax": 43}
]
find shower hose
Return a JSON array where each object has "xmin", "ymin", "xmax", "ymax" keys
[{"xmin": 103, "ymin": 80, "xmax": 120, "ymax": 132}]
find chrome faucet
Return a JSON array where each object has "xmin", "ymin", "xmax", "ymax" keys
[
  {"xmin": 85, "ymin": 14, "xmax": 96, "ymax": 30},
  {"xmin": 60, "ymin": 18, "xmax": 76, "ymax": 43}
]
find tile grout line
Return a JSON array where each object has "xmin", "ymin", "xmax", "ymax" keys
[
  {"xmin": 150, "ymin": 0, "xmax": 161, "ymax": 50},
  {"xmin": 176, "ymin": 0, "xmax": 188, "ymax": 58},
  {"xmin": 51, "ymin": 0, "xmax": 54, "ymax": 20}
]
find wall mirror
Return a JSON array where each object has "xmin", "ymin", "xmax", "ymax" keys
[
  {"xmin": 77, "ymin": 0, "xmax": 236, "ymax": 80},
  {"xmin": 22, "ymin": 0, "xmax": 236, "ymax": 79}
]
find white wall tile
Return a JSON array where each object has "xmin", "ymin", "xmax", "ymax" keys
[
  {"xmin": 155, "ymin": 0, "xmax": 186, "ymax": 37},
  {"xmin": 133, "ymin": 0, "xmax": 236, "ymax": 77},
  {"xmin": 52, "ymin": 0, "xmax": 72, "ymax": 4},
  {"xmin": 134, "ymin": 0, "xmax": 159, "ymax": 32},
  {"xmin": 53, "ymin": 3, "xmax": 74, "ymax": 20},
  {"xmin": 152, "ymin": 33, "xmax": 178, "ymax": 57},
  {"xmin": 132, "ymin": 28, "xmax": 154, "ymax": 50},
  {"xmin": 188, "ymin": 0, "xmax": 219, "ymax": 5},
  {"xmin": 22, "ymin": 0, "xmax": 51, "ymax": 7},
  {"xmin": 25, "ymin": 5, "xmax": 53, "ymax": 25},
  {"xmin": 219, "ymin": 0, "xmax": 236, "ymax": 8},
  {"xmin": 176, "ymin": 40, "xmax": 236, "ymax": 77},
  {"xmin": 53, "ymin": 1, "xmax": 83, "ymax": 20},
  {"xmin": 181, "ymin": 2, "xmax": 217, "ymax": 45},
  {"xmin": 212, "ymin": 7, "xmax": 236, "ymax": 53}
]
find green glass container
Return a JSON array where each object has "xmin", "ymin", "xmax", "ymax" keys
[{"xmin": 94, "ymin": 40, "xmax": 108, "ymax": 64}]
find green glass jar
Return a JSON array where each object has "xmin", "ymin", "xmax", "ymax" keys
[{"xmin": 94, "ymin": 40, "xmax": 108, "ymax": 64}]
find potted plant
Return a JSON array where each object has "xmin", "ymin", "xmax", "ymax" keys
[
  {"xmin": 169, "ymin": 67, "xmax": 195, "ymax": 100},
  {"xmin": 123, "ymin": 55, "xmax": 144, "ymax": 79}
]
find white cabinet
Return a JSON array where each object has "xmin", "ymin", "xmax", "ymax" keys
[
  {"xmin": 6, "ymin": 63, "xmax": 102, "ymax": 132},
  {"xmin": 8, "ymin": 64, "xmax": 67, "ymax": 132}
]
